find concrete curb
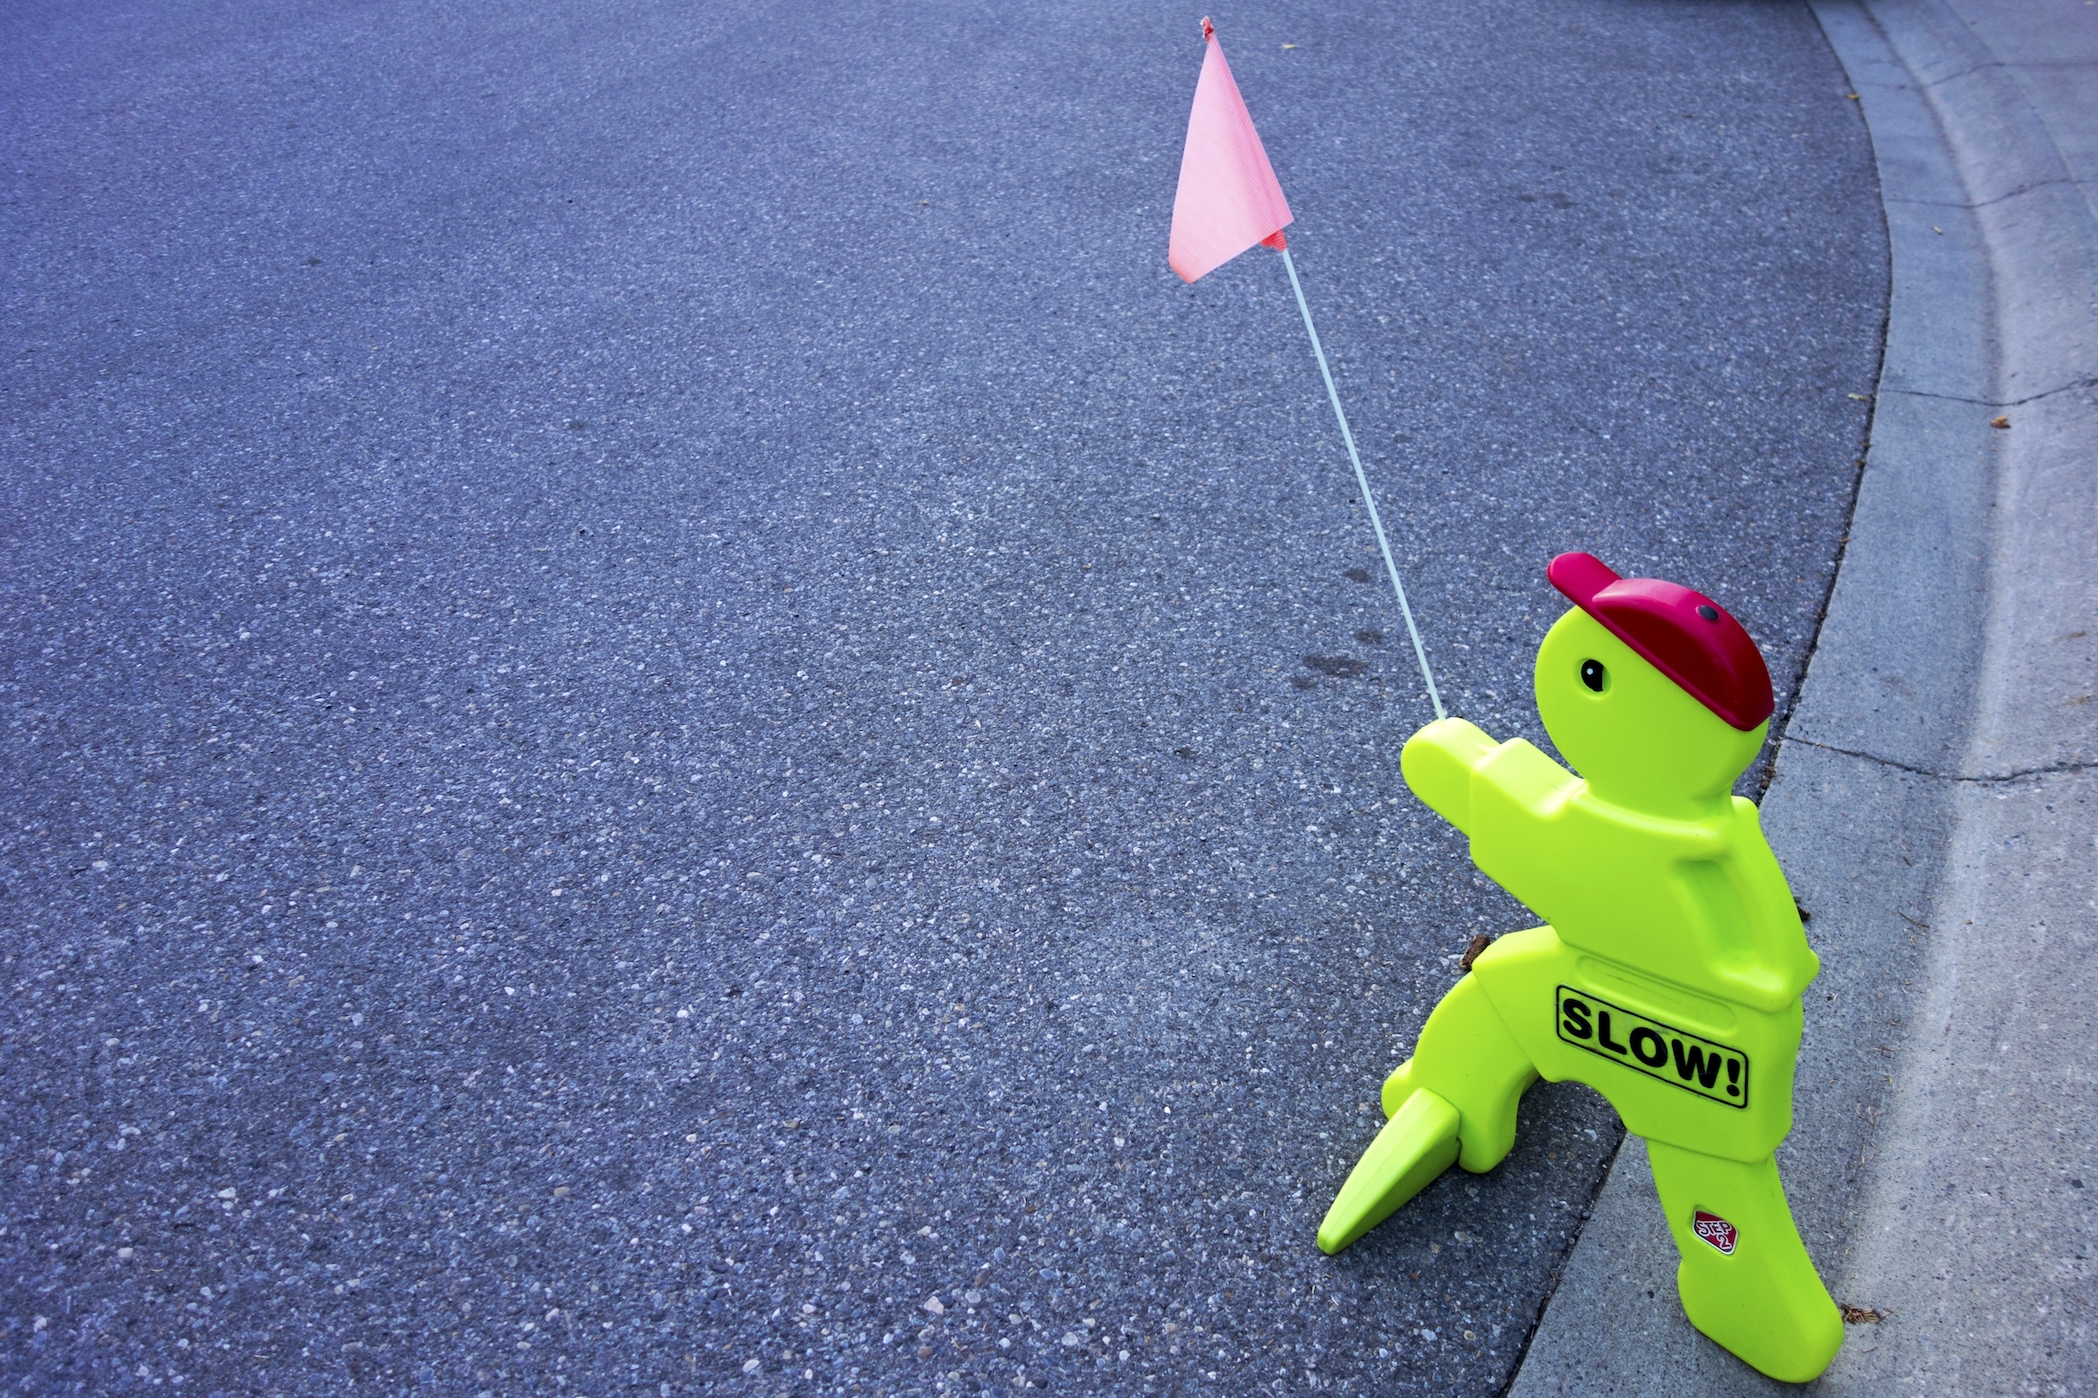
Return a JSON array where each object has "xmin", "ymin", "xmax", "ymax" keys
[{"xmin": 1505, "ymin": 0, "xmax": 2096, "ymax": 1392}]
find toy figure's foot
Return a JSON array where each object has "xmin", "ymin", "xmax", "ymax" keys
[
  {"xmin": 1644, "ymin": 1140, "xmax": 1844, "ymax": 1382},
  {"xmin": 1317, "ymin": 1089, "xmax": 1460, "ymax": 1255}
]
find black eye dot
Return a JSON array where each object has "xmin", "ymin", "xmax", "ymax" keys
[
  {"xmin": 1580, "ymin": 659, "xmax": 1606, "ymax": 692},
  {"xmin": 1697, "ymin": 604, "xmax": 1719, "ymax": 621}
]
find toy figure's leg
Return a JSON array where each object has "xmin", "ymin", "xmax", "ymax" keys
[
  {"xmin": 1644, "ymin": 1139, "xmax": 1844, "ymax": 1383},
  {"xmin": 1318, "ymin": 974, "xmax": 1538, "ymax": 1254},
  {"xmin": 1384, "ymin": 972, "xmax": 1541, "ymax": 1173}
]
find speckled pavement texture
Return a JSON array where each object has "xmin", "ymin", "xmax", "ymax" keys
[{"xmin": 0, "ymin": 0, "xmax": 1883, "ymax": 1393}]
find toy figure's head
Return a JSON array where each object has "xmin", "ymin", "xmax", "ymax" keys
[{"xmin": 1534, "ymin": 553, "xmax": 1773, "ymax": 816}]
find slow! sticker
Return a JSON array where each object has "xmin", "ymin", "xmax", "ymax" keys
[{"xmin": 1554, "ymin": 986, "xmax": 1749, "ymax": 1109}]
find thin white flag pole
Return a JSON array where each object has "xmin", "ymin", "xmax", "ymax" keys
[{"xmin": 1279, "ymin": 246, "xmax": 1446, "ymax": 721}]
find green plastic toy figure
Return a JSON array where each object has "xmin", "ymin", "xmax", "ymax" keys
[{"xmin": 1319, "ymin": 552, "xmax": 1843, "ymax": 1383}]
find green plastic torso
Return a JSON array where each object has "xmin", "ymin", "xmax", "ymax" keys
[{"xmin": 1436, "ymin": 730, "xmax": 1819, "ymax": 1162}]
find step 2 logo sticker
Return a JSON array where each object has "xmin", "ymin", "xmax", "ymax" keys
[
  {"xmin": 1554, "ymin": 986, "xmax": 1749, "ymax": 1109},
  {"xmin": 1692, "ymin": 1210, "xmax": 1738, "ymax": 1255}
]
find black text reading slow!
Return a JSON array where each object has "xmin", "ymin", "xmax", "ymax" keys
[{"xmin": 1554, "ymin": 986, "xmax": 1749, "ymax": 1109}]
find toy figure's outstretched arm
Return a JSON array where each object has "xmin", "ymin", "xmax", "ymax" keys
[{"xmin": 1399, "ymin": 718, "xmax": 1498, "ymax": 834}]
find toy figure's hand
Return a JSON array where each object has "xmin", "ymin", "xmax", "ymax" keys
[{"xmin": 1401, "ymin": 718, "xmax": 1498, "ymax": 834}]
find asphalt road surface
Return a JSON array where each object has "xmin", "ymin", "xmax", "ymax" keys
[{"xmin": 1, "ymin": 0, "xmax": 1884, "ymax": 1393}]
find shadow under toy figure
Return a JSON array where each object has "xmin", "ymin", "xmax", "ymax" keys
[{"xmin": 1319, "ymin": 551, "xmax": 1844, "ymax": 1383}]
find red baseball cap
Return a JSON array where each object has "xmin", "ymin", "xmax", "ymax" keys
[{"xmin": 1546, "ymin": 552, "xmax": 1774, "ymax": 731}]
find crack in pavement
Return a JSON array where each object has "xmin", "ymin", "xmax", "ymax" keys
[{"xmin": 1782, "ymin": 735, "xmax": 2096, "ymax": 783}]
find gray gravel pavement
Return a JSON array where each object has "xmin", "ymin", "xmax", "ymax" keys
[{"xmin": 1, "ymin": 1, "xmax": 1884, "ymax": 1393}]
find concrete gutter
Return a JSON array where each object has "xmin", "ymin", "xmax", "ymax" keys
[{"xmin": 1506, "ymin": 0, "xmax": 2097, "ymax": 1392}]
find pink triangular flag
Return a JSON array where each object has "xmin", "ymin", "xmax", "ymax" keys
[{"xmin": 1169, "ymin": 17, "xmax": 1294, "ymax": 284}]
